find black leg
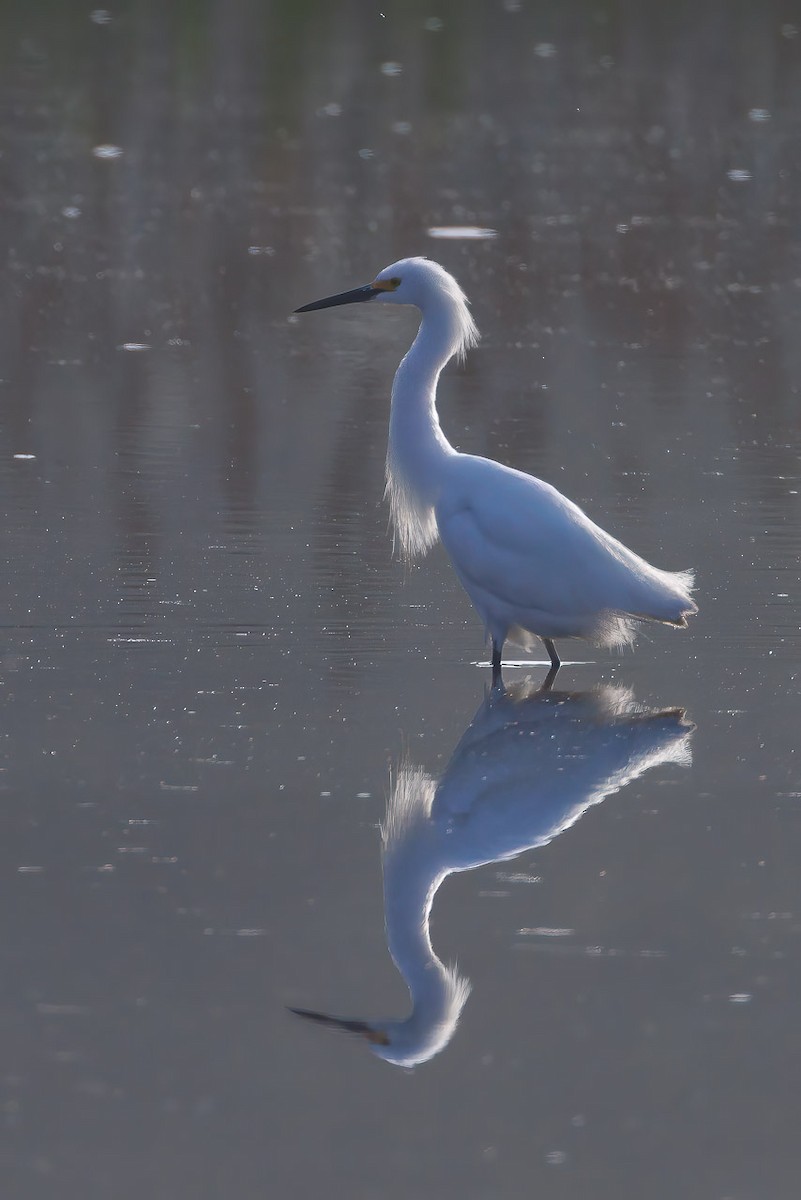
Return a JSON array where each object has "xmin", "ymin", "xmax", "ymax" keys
[
  {"xmin": 491, "ymin": 639, "xmax": 503, "ymax": 687},
  {"xmin": 542, "ymin": 638, "xmax": 561, "ymax": 671},
  {"xmin": 541, "ymin": 664, "xmax": 560, "ymax": 692}
]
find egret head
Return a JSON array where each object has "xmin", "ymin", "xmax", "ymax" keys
[
  {"xmin": 289, "ymin": 965, "xmax": 471, "ymax": 1068},
  {"xmin": 368, "ymin": 257, "xmax": 464, "ymax": 309},
  {"xmin": 294, "ymin": 256, "xmax": 478, "ymax": 359},
  {"xmin": 287, "ymin": 1007, "xmax": 393, "ymax": 1050}
]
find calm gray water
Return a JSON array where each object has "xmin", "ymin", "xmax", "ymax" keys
[{"xmin": 3, "ymin": 2, "xmax": 801, "ymax": 1197}]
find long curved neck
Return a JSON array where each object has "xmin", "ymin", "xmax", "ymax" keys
[
  {"xmin": 387, "ymin": 304, "xmax": 461, "ymax": 497},
  {"xmin": 385, "ymin": 300, "xmax": 465, "ymax": 561}
]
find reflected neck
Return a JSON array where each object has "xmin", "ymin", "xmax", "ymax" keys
[{"xmin": 382, "ymin": 831, "xmax": 452, "ymax": 1025}]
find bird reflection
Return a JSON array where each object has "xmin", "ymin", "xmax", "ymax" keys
[{"xmin": 292, "ymin": 680, "xmax": 693, "ymax": 1067}]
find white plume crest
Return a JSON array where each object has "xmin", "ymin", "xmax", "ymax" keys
[{"xmin": 416, "ymin": 257, "xmax": 479, "ymax": 362}]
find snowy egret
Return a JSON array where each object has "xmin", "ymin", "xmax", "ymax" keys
[
  {"xmin": 290, "ymin": 680, "xmax": 693, "ymax": 1066},
  {"xmin": 295, "ymin": 258, "xmax": 697, "ymax": 681}
]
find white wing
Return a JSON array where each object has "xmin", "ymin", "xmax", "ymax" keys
[{"xmin": 435, "ymin": 454, "xmax": 693, "ymax": 633}]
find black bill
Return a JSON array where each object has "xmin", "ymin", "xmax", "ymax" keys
[
  {"xmin": 287, "ymin": 1006, "xmax": 372, "ymax": 1035},
  {"xmin": 294, "ymin": 283, "xmax": 380, "ymax": 313}
]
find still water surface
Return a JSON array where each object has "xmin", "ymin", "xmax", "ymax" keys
[{"xmin": 3, "ymin": 3, "xmax": 801, "ymax": 1198}]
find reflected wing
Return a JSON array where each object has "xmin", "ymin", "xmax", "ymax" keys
[{"xmin": 432, "ymin": 690, "xmax": 692, "ymax": 868}]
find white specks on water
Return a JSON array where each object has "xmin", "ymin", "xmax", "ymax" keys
[
  {"xmin": 358, "ymin": 148, "xmax": 375, "ymax": 160},
  {"xmin": 356, "ymin": 792, "xmax": 371, "ymax": 799},
  {"xmin": 203, "ymin": 927, "xmax": 267, "ymax": 937},
  {"xmin": 92, "ymin": 144, "xmax": 123, "ymax": 159},
  {"xmin": 62, "ymin": 206, "xmax": 81, "ymax": 219},
  {"xmin": 497, "ymin": 871, "xmax": 541, "ymax": 884},
  {"xmin": 13, "ymin": 453, "xmax": 36, "ymax": 460},
  {"xmin": 158, "ymin": 782, "xmax": 200, "ymax": 792},
  {"xmin": 392, "ymin": 121, "xmax": 412, "ymax": 135},
  {"xmin": 18, "ymin": 865, "xmax": 44, "ymax": 874},
  {"xmin": 746, "ymin": 911, "xmax": 793, "ymax": 919},
  {"xmin": 729, "ymin": 992, "xmax": 753, "ymax": 1004},
  {"xmin": 424, "ymin": 17, "xmax": 444, "ymax": 32},
  {"xmin": 534, "ymin": 42, "xmax": 557, "ymax": 58},
  {"xmin": 545, "ymin": 1150, "xmax": 567, "ymax": 1166},
  {"xmin": 518, "ymin": 927, "xmax": 575, "ymax": 937},
  {"xmin": 516, "ymin": 939, "xmax": 667, "ymax": 959},
  {"xmin": 317, "ymin": 102, "xmax": 342, "ymax": 118},
  {"xmin": 748, "ymin": 108, "xmax": 771, "ymax": 123},
  {"xmin": 427, "ymin": 226, "xmax": 498, "ymax": 240},
  {"xmin": 117, "ymin": 342, "xmax": 150, "ymax": 352},
  {"xmin": 727, "ymin": 168, "xmax": 752, "ymax": 182},
  {"xmin": 108, "ymin": 636, "xmax": 173, "ymax": 645},
  {"xmin": 781, "ymin": 23, "xmax": 798, "ymax": 39},
  {"xmin": 90, "ymin": 8, "xmax": 112, "ymax": 23},
  {"xmin": 380, "ymin": 61, "xmax": 402, "ymax": 76},
  {"xmin": 248, "ymin": 245, "xmax": 275, "ymax": 256},
  {"xmin": 616, "ymin": 222, "xmax": 630, "ymax": 233},
  {"xmin": 726, "ymin": 281, "xmax": 763, "ymax": 295}
]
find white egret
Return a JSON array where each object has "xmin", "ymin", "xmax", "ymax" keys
[
  {"xmin": 295, "ymin": 258, "xmax": 697, "ymax": 680},
  {"xmin": 290, "ymin": 680, "xmax": 693, "ymax": 1066}
]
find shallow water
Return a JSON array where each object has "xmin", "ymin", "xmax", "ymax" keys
[{"xmin": 3, "ymin": 3, "xmax": 801, "ymax": 1197}]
